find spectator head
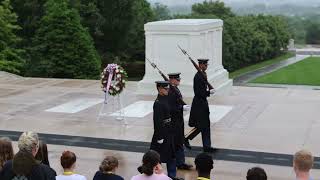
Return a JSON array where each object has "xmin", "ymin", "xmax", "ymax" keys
[
  {"xmin": 0, "ymin": 137, "xmax": 14, "ymax": 171},
  {"xmin": 293, "ymin": 150, "xmax": 313, "ymax": 173},
  {"xmin": 18, "ymin": 131, "xmax": 39, "ymax": 156},
  {"xmin": 139, "ymin": 150, "xmax": 161, "ymax": 176},
  {"xmin": 246, "ymin": 167, "xmax": 267, "ymax": 180},
  {"xmin": 99, "ymin": 156, "xmax": 119, "ymax": 173},
  {"xmin": 35, "ymin": 141, "xmax": 50, "ymax": 167},
  {"xmin": 195, "ymin": 153, "xmax": 213, "ymax": 176},
  {"xmin": 60, "ymin": 151, "xmax": 76, "ymax": 170}
]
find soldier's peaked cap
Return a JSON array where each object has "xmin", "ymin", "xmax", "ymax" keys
[
  {"xmin": 155, "ymin": 81, "xmax": 170, "ymax": 88},
  {"xmin": 198, "ymin": 58, "xmax": 209, "ymax": 64},
  {"xmin": 168, "ymin": 73, "xmax": 181, "ymax": 79}
]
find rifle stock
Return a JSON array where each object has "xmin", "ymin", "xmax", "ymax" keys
[{"xmin": 178, "ymin": 45, "xmax": 214, "ymax": 90}]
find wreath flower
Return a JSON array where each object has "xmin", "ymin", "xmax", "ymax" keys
[{"xmin": 101, "ymin": 64, "xmax": 128, "ymax": 96}]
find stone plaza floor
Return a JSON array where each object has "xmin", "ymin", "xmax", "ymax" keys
[{"xmin": 1, "ymin": 73, "xmax": 320, "ymax": 180}]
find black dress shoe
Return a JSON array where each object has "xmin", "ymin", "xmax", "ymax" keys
[
  {"xmin": 177, "ymin": 163, "xmax": 193, "ymax": 170},
  {"xmin": 184, "ymin": 138, "xmax": 191, "ymax": 150},
  {"xmin": 203, "ymin": 147, "xmax": 218, "ymax": 153}
]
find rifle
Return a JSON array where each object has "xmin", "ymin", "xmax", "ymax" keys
[
  {"xmin": 178, "ymin": 45, "xmax": 214, "ymax": 90},
  {"xmin": 146, "ymin": 58, "xmax": 169, "ymax": 81},
  {"xmin": 146, "ymin": 57, "xmax": 186, "ymax": 105}
]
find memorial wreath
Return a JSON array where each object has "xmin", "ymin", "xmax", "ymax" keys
[{"xmin": 101, "ymin": 64, "xmax": 128, "ymax": 96}]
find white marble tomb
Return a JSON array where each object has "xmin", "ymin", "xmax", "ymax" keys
[{"xmin": 138, "ymin": 19, "xmax": 233, "ymax": 97}]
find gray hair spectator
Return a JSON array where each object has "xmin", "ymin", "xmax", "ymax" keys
[
  {"xmin": 0, "ymin": 131, "xmax": 56, "ymax": 180},
  {"xmin": 293, "ymin": 150, "xmax": 314, "ymax": 180},
  {"xmin": 18, "ymin": 131, "xmax": 39, "ymax": 155}
]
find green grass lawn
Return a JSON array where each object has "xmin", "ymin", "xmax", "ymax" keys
[
  {"xmin": 250, "ymin": 57, "xmax": 320, "ymax": 86},
  {"xmin": 229, "ymin": 52, "xmax": 295, "ymax": 79}
]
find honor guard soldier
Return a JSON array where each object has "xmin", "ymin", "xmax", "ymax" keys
[
  {"xmin": 185, "ymin": 59, "xmax": 216, "ymax": 153},
  {"xmin": 150, "ymin": 81, "xmax": 184, "ymax": 180},
  {"xmin": 167, "ymin": 73, "xmax": 193, "ymax": 170}
]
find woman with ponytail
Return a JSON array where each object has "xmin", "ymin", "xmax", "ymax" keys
[{"xmin": 131, "ymin": 150, "xmax": 171, "ymax": 180}]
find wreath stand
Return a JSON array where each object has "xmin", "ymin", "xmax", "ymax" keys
[
  {"xmin": 97, "ymin": 63, "xmax": 128, "ymax": 125},
  {"xmin": 97, "ymin": 91, "xmax": 127, "ymax": 125}
]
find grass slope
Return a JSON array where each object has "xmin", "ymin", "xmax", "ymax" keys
[
  {"xmin": 229, "ymin": 52, "xmax": 295, "ymax": 79},
  {"xmin": 250, "ymin": 57, "xmax": 320, "ymax": 86}
]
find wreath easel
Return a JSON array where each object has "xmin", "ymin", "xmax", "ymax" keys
[{"xmin": 97, "ymin": 64, "xmax": 128, "ymax": 123}]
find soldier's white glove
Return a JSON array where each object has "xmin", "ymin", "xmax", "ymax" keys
[
  {"xmin": 183, "ymin": 105, "xmax": 191, "ymax": 111},
  {"xmin": 157, "ymin": 139, "xmax": 164, "ymax": 144},
  {"xmin": 210, "ymin": 89, "xmax": 215, "ymax": 94}
]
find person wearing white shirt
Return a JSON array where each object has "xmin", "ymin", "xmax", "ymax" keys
[
  {"xmin": 56, "ymin": 151, "xmax": 86, "ymax": 180},
  {"xmin": 293, "ymin": 150, "xmax": 314, "ymax": 180}
]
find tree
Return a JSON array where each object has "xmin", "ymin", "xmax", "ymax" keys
[
  {"xmin": 306, "ymin": 22, "xmax": 320, "ymax": 44},
  {"xmin": 9, "ymin": 0, "xmax": 46, "ymax": 47},
  {"xmin": 152, "ymin": 2, "xmax": 170, "ymax": 20},
  {"xmin": 192, "ymin": 0, "xmax": 235, "ymax": 19},
  {"xmin": 126, "ymin": 0, "xmax": 155, "ymax": 61},
  {"xmin": 27, "ymin": 0, "xmax": 101, "ymax": 79},
  {"xmin": 0, "ymin": 0, "xmax": 24, "ymax": 74},
  {"xmin": 95, "ymin": 0, "xmax": 134, "ymax": 59},
  {"xmin": 69, "ymin": 0, "xmax": 104, "ymax": 41}
]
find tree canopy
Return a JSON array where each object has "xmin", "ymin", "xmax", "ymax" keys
[
  {"xmin": 0, "ymin": 0, "xmax": 24, "ymax": 74},
  {"xmin": 27, "ymin": 0, "xmax": 101, "ymax": 79}
]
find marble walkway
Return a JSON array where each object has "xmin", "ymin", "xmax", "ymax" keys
[{"xmin": 1, "ymin": 73, "xmax": 320, "ymax": 180}]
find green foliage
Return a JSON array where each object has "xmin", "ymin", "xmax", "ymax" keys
[
  {"xmin": 95, "ymin": 0, "xmax": 134, "ymax": 55},
  {"xmin": 70, "ymin": 0, "xmax": 104, "ymax": 39},
  {"xmin": 251, "ymin": 57, "xmax": 320, "ymax": 86},
  {"xmin": 94, "ymin": 0, "xmax": 154, "ymax": 66},
  {"xmin": 152, "ymin": 2, "xmax": 171, "ymax": 20},
  {"xmin": 306, "ymin": 22, "xmax": 320, "ymax": 44},
  {"xmin": 9, "ymin": 0, "xmax": 46, "ymax": 47},
  {"xmin": 0, "ymin": 0, "xmax": 24, "ymax": 74},
  {"xmin": 223, "ymin": 15, "xmax": 290, "ymax": 71},
  {"xmin": 184, "ymin": 1, "xmax": 291, "ymax": 72},
  {"xmin": 192, "ymin": 0, "xmax": 235, "ymax": 19},
  {"xmin": 127, "ymin": 0, "xmax": 155, "ymax": 60},
  {"xmin": 27, "ymin": 0, "xmax": 101, "ymax": 79}
]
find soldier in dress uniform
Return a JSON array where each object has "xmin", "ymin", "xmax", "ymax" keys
[
  {"xmin": 150, "ymin": 81, "xmax": 184, "ymax": 180},
  {"xmin": 167, "ymin": 73, "xmax": 193, "ymax": 170},
  {"xmin": 184, "ymin": 59, "xmax": 216, "ymax": 153}
]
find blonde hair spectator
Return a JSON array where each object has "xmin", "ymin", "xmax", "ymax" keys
[
  {"xmin": 0, "ymin": 137, "xmax": 14, "ymax": 171},
  {"xmin": 18, "ymin": 131, "xmax": 39, "ymax": 154},
  {"xmin": 293, "ymin": 149, "xmax": 314, "ymax": 180}
]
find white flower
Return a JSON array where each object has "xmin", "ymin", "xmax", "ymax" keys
[
  {"xmin": 117, "ymin": 74, "xmax": 121, "ymax": 78},
  {"xmin": 115, "ymin": 69, "xmax": 119, "ymax": 73},
  {"xmin": 115, "ymin": 87, "xmax": 120, "ymax": 91},
  {"xmin": 109, "ymin": 89, "xmax": 113, "ymax": 93},
  {"xmin": 122, "ymin": 80, "xmax": 125, "ymax": 83},
  {"xmin": 120, "ymin": 70, "xmax": 123, "ymax": 73},
  {"xmin": 103, "ymin": 80, "xmax": 106, "ymax": 83}
]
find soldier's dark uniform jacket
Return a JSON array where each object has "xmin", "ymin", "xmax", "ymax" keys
[
  {"xmin": 189, "ymin": 71, "xmax": 210, "ymax": 128},
  {"xmin": 168, "ymin": 85, "xmax": 186, "ymax": 148},
  {"xmin": 150, "ymin": 94, "xmax": 175, "ymax": 163}
]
